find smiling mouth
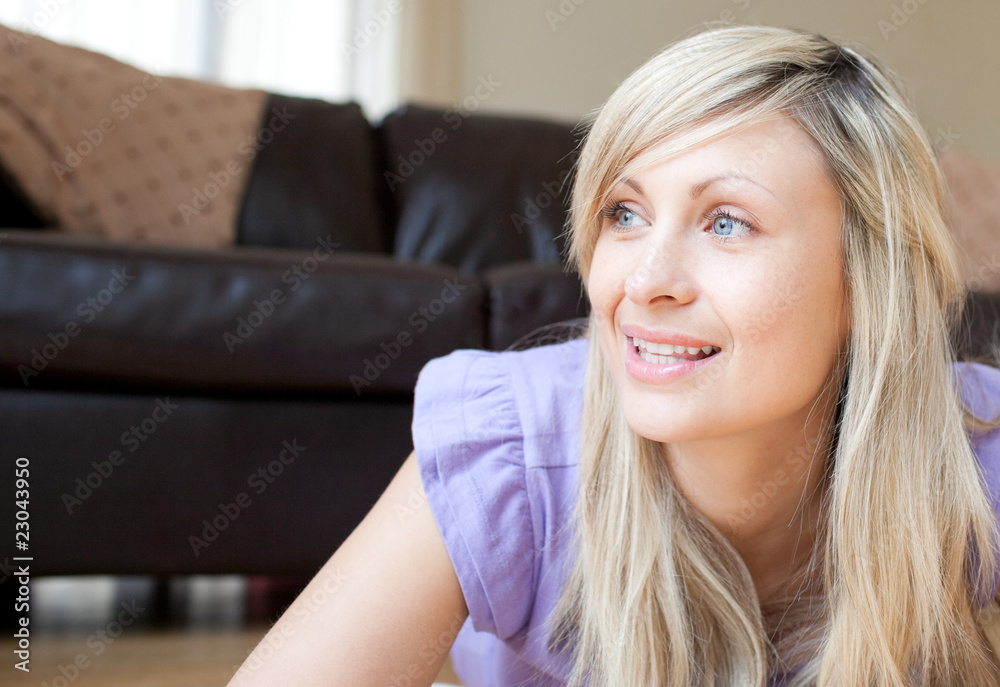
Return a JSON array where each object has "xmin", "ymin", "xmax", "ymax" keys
[{"xmin": 630, "ymin": 336, "xmax": 721, "ymax": 365}]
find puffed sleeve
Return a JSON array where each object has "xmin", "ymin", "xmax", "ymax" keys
[
  {"xmin": 955, "ymin": 361, "xmax": 1000, "ymax": 609},
  {"xmin": 956, "ymin": 361, "xmax": 1000, "ymax": 501},
  {"xmin": 413, "ymin": 348, "xmax": 536, "ymax": 640}
]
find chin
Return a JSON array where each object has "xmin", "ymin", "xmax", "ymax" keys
[{"xmin": 619, "ymin": 398, "xmax": 710, "ymax": 445}]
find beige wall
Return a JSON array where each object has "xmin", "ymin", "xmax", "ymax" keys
[{"xmin": 451, "ymin": 0, "xmax": 1000, "ymax": 163}]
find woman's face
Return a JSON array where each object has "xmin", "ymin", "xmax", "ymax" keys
[{"xmin": 587, "ymin": 116, "xmax": 849, "ymax": 445}]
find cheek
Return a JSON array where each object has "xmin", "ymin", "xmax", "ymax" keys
[
  {"xmin": 586, "ymin": 241, "xmax": 631, "ymax": 370},
  {"xmin": 586, "ymin": 241, "xmax": 625, "ymax": 320},
  {"xmin": 733, "ymin": 253, "xmax": 846, "ymax": 374}
]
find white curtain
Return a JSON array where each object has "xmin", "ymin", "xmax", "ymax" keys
[
  {"xmin": 348, "ymin": 0, "xmax": 402, "ymax": 118},
  {"xmin": 0, "ymin": 0, "xmax": 226, "ymax": 81},
  {"xmin": 215, "ymin": 0, "xmax": 353, "ymax": 101},
  {"xmin": 0, "ymin": 0, "xmax": 462, "ymax": 118}
]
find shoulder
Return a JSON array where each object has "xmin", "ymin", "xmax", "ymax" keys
[
  {"xmin": 412, "ymin": 339, "xmax": 587, "ymax": 640},
  {"xmin": 413, "ymin": 338, "xmax": 588, "ymax": 469},
  {"xmin": 414, "ymin": 337, "xmax": 588, "ymax": 405}
]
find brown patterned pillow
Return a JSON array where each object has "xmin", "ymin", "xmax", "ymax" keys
[
  {"xmin": 940, "ymin": 148, "xmax": 1000, "ymax": 292},
  {"xmin": 0, "ymin": 24, "xmax": 267, "ymax": 247}
]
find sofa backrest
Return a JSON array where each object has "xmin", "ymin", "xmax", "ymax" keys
[
  {"xmin": 379, "ymin": 104, "xmax": 579, "ymax": 273},
  {"xmin": 234, "ymin": 96, "xmax": 580, "ymax": 273},
  {"xmin": 236, "ymin": 95, "xmax": 389, "ymax": 254}
]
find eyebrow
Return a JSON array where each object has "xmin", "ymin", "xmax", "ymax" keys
[
  {"xmin": 689, "ymin": 174, "xmax": 776, "ymax": 199},
  {"xmin": 617, "ymin": 173, "xmax": 776, "ymax": 201},
  {"xmin": 623, "ymin": 178, "xmax": 644, "ymax": 194}
]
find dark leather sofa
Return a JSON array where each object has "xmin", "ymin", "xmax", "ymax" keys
[
  {"xmin": 0, "ymin": 93, "xmax": 997, "ymax": 585},
  {"xmin": 0, "ymin": 96, "xmax": 587, "ymax": 577}
]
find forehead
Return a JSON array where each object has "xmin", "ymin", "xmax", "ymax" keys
[{"xmin": 619, "ymin": 115, "xmax": 835, "ymax": 200}]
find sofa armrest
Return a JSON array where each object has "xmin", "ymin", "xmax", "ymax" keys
[
  {"xmin": 955, "ymin": 291, "xmax": 1000, "ymax": 363},
  {"xmin": 483, "ymin": 261, "xmax": 589, "ymax": 351},
  {"xmin": 0, "ymin": 231, "xmax": 483, "ymax": 395}
]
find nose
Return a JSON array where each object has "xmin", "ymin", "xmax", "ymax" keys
[{"xmin": 623, "ymin": 233, "xmax": 696, "ymax": 306}]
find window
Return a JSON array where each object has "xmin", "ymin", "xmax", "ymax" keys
[{"xmin": 0, "ymin": 0, "xmax": 403, "ymax": 115}]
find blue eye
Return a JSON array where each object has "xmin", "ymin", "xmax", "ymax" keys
[
  {"xmin": 707, "ymin": 210, "xmax": 755, "ymax": 241},
  {"xmin": 713, "ymin": 215, "xmax": 738, "ymax": 235},
  {"xmin": 618, "ymin": 209, "xmax": 642, "ymax": 227},
  {"xmin": 600, "ymin": 201, "xmax": 648, "ymax": 233}
]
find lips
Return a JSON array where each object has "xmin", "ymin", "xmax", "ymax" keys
[
  {"xmin": 618, "ymin": 324, "xmax": 722, "ymax": 383},
  {"xmin": 631, "ymin": 335, "xmax": 721, "ymax": 364},
  {"xmin": 622, "ymin": 324, "xmax": 721, "ymax": 363}
]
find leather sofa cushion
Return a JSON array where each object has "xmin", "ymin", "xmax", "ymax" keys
[
  {"xmin": 237, "ymin": 94, "xmax": 389, "ymax": 254},
  {"xmin": 380, "ymin": 104, "xmax": 579, "ymax": 273},
  {"xmin": 0, "ymin": 231, "xmax": 483, "ymax": 395},
  {"xmin": 0, "ymin": 388, "xmax": 415, "ymax": 575}
]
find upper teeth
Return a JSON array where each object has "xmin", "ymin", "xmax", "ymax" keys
[{"xmin": 633, "ymin": 337, "xmax": 719, "ymax": 356}]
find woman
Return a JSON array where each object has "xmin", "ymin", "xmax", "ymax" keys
[{"xmin": 229, "ymin": 26, "xmax": 1000, "ymax": 686}]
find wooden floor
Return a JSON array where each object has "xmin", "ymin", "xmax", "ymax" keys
[
  {"xmin": 0, "ymin": 576, "xmax": 465, "ymax": 685},
  {"xmin": 0, "ymin": 627, "xmax": 463, "ymax": 686}
]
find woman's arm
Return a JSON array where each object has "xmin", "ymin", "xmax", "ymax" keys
[{"xmin": 227, "ymin": 451, "xmax": 468, "ymax": 686}]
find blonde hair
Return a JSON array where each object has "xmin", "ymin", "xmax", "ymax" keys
[{"xmin": 551, "ymin": 25, "xmax": 1000, "ymax": 686}]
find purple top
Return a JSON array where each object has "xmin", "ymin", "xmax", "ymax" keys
[{"xmin": 413, "ymin": 339, "xmax": 1000, "ymax": 687}]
